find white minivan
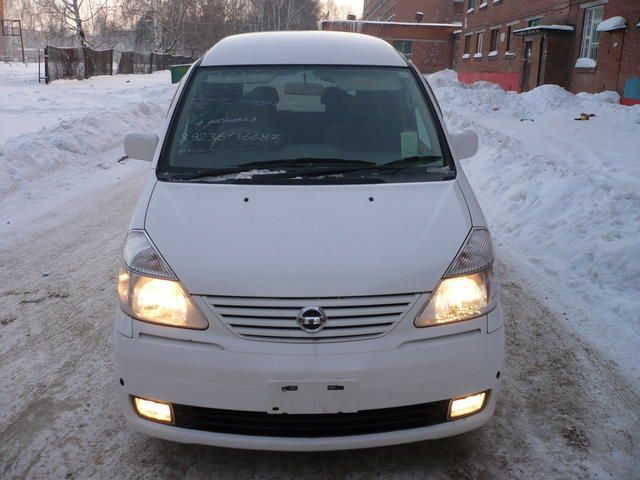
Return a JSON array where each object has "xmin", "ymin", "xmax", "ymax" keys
[{"xmin": 114, "ymin": 31, "xmax": 504, "ymax": 451}]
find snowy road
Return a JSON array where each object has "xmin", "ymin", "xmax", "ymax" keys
[
  {"xmin": 0, "ymin": 165, "xmax": 638, "ymax": 478},
  {"xmin": 1, "ymin": 65, "xmax": 639, "ymax": 478}
]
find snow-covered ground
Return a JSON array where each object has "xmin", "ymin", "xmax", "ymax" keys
[
  {"xmin": 1, "ymin": 64, "xmax": 638, "ymax": 478},
  {"xmin": 428, "ymin": 70, "xmax": 640, "ymax": 390}
]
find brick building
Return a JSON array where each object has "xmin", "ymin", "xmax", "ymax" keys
[
  {"xmin": 363, "ymin": 0, "xmax": 465, "ymax": 23},
  {"xmin": 455, "ymin": 0, "xmax": 640, "ymax": 104},
  {"xmin": 321, "ymin": 20, "xmax": 459, "ymax": 73},
  {"xmin": 324, "ymin": 1, "xmax": 462, "ymax": 74}
]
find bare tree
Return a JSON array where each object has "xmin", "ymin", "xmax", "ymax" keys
[
  {"xmin": 124, "ymin": 0, "xmax": 191, "ymax": 53},
  {"xmin": 320, "ymin": 0, "xmax": 351, "ymax": 21},
  {"xmin": 24, "ymin": 0, "xmax": 322, "ymax": 57},
  {"xmin": 249, "ymin": 0, "xmax": 320, "ymax": 31},
  {"xmin": 35, "ymin": 0, "xmax": 108, "ymax": 47}
]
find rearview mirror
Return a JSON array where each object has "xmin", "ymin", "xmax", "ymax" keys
[
  {"xmin": 124, "ymin": 133, "xmax": 159, "ymax": 162},
  {"xmin": 450, "ymin": 131, "xmax": 478, "ymax": 160},
  {"xmin": 284, "ymin": 82, "xmax": 325, "ymax": 96}
]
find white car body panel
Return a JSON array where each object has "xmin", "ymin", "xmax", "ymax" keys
[
  {"xmin": 145, "ymin": 181, "xmax": 471, "ymax": 297},
  {"xmin": 115, "ymin": 31, "xmax": 504, "ymax": 451},
  {"xmin": 114, "ymin": 306, "xmax": 504, "ymax": 450},
  {"xmin": 200, "ymin": 31, "xmax": 407, "ymax": 67}
]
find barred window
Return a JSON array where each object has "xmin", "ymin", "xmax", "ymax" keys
[
  {"xmin": 393, "ymin": 40, "xmax": 413, "ymax": 60},
  {"xmin": 489, "ymin": 29, "xmax": 499, "ymax": 52},
  {"xmin": 476, "ymin": 32, "xmax": 484, "ymax": 55},
  {"xmin": 580, "ymin": 5, "xmax": 604, "ymax": 61}
]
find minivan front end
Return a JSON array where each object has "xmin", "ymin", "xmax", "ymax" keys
[
  {"xmin": 114, "ymin": 31, "xmax": 504, "ymax": 451},
  {"xmin": 114, "ymin": 289, "xmax": 503, "ymax": 451}
]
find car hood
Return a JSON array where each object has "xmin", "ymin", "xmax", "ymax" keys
[{"xmin": 145, "ymin": 181, "xmax": 471, "ymax": 297}]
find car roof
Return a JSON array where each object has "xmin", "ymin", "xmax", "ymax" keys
[{"xmin": 200, "ymin": 31, "xmax": 408, "ymax": 67}]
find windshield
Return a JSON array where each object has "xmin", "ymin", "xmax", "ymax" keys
[{"xmin": 158, "ymin": 66, "xmax": 452, "ymax": 184}]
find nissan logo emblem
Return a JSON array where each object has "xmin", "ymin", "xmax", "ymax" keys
[{"xmin": 297, "ymin": 306, "xmax": 328, "ymax": 333}]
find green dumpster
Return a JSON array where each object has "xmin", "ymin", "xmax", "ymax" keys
[{"xmin": 170, "ymin": 64, "xmax": 191, "ymax": 84}]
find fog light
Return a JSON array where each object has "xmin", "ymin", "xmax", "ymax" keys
[
  {"xmin": 449, "ymin": 391, "xmax": 487, "ymax": 419},
  {"xmin": 133, "ymin": 397, "xmax": 173, "ymax": 423}
]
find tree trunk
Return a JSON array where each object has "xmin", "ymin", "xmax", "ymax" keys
[
  {"xmin": 70, "ymin": 0, "xmax": 89, "ymax": 47},
  {"xmin": 152, "ymin": 0, "xmax": 163, "ymax": 52}
]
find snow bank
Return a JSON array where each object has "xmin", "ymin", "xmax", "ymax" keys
[
  {"xmin": 0, "ymin": 102, "xmax": 164, "ymax": 194},
  {"xmin": 575, "ymin": 57, "xmax": 597, "ymax": 69},
  {"xmin": 428, "ymin": 71, "xmax": 640, "ymax": 387},
  {"xmin": 597, "ymin": 16, "xmax": 626, "ymax": 32},
  {"xmin": 0, "ymin": 64, "xmax": 174, "ymax": 196},
  {"xmin": 576, "ymin": 90, "xmax": 621, "ymax": 104}
]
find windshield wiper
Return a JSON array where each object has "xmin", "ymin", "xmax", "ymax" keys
[
  {"xmin": 158, "ymin": 156, "xmax": 451, "ymax": 182},
  {"xmin": 158, "ymin": 167, "xmax": 284, "ymax": 182},
  {"xmin": 376, "ymin": 155, "xmax": 445, "ymax": 169},
  {"xmin": 238, "ymin": 158, "xmax": 377, "ymax": 169},
  {"xmin": 256, "ymin": 155, "xmax": 451, "ymax": 180},
  {"xmin": 158, "ymin": 159, "xmax": 378, "ymax": 182}
]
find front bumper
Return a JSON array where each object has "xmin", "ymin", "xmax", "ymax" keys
[{"xmin": 113, "ymin": 305, "xmax": 504, "ymax": 451}]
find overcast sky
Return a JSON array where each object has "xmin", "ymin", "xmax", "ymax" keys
[{"xmin": 332, "ymin": 0, "xmax": 364, "ymax": 17}]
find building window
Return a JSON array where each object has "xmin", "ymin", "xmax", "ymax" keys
[
  {"xmin": 468, "ymin": 0, "xmax": 475, "ymax": 10},
  {"xmin": 464, "ymin": 34, "xmax": 472, "ymax": 55},
  {"xmin": 475, "ymin": 32, "xmax": 484, "ymax": 57},
  {"xmin": 393, "ymin": 40, "xmax": 413, "ymax": 60},
  {"xmin": 384, "ymin": 6, "xmax": 396, "ymax": 21},
  {"xmin": 505, "ymin": 25, "xmax": 512, "ymax": 52},
  {"xmin": 528, "ymin": 18, "xmax": 541, "ymax": 27},
  {"xmin": 580, "ymin": 5, "xmax": 604, "ymax": 61},
  {"xmin": 489, "ymin": 28, "xmax": 499, "ymax": 53}
]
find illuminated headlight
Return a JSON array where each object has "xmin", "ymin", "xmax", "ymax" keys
[
  {"xmin": 117, "ymin": 230, "xmax": 208, "ymax": 329},
  {"xmin": 415, "ymin": 228, "xmax": 496, "ymax": 327}
]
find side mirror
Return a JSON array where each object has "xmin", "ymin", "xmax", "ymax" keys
[
  {"xmin": 450, "ymin": 130, "xmax": 478, "ymax": 160},
  {"xmin": 124, "ymin": 133, "xmax": 159, "ymax": 162}
]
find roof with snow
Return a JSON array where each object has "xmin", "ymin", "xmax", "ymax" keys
[
  {"xmin": 321, "ymin": 19, "xmax": 462, "ymax": 28},
  {"xmin": 597, "ymin": 16, "xmax": 627, "ymax": 32},
  {"xmin": 513, "ymin": 24, "xmax": 575, "ymax": 35},
  {"xmin": 201, "ymin": 31, "xmax": 408, "ymax": 67}
]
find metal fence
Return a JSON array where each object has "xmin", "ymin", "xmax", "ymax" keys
[
  {"xmin": 44, "ymin": 45, "xmax": 193, "ymax": 83},
  {"xmin": 115, "ymin": 51, "xmax": 193, "ymax": 75}
]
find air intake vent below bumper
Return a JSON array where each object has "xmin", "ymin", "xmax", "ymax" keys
[{"xmin": 172, "ymin": 400, "xmax": 450, "ymax": 437}]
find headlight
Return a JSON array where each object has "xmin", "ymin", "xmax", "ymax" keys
[
  {"xmin": 415, "ymin": 228, "xmax": 496, "ymax": 327},
  {"xmin": 117, "ymin": 230, "xmax": 208, "ymax": 329}
]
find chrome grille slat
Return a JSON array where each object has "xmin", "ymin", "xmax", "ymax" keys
[
  {"xmin": 228, "ymin": 315, "xmax": 401, "ymax": 329},
  {"xmin": 230, "ymin": 324, "xmax": 398, "ymax": 338},
  {"xmin": 214, "ymin": 305, "xmax": 409, "ymax": 318},
  {"xmin": 209, "ymin": 294, "xmax": 417, "ymax": 308},
  {"xmin": 203, "ymin": 294, "xmax": 419, "ymax": 343}
]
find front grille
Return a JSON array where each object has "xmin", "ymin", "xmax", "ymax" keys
[
  {"xmin": 172, "ymin": 401, "xmax": 450, "ymax": 437},
  {"xmin": 202, "ymin": 293, "xmax": 420, "ymax": 342}
]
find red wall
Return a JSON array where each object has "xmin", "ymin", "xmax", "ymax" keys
[
  {"xmin": 363, "ymin": 0, "xmax": 457, "ymax": 23},
  {"xmin": 456, "ymin": 0, "xmax": 640, "ymax": 101},
  {"xmin": 458, "ymin": 71, "xmax": 521, "ymax": 91},
  {"xmin": 322, "ymin": 21, "xmax": 457, "ymax": 74}
]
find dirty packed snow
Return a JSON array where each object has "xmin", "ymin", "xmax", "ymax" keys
[{"xmin": 428, "ymin": 70, "xmax": 640, "ymax": 390}]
